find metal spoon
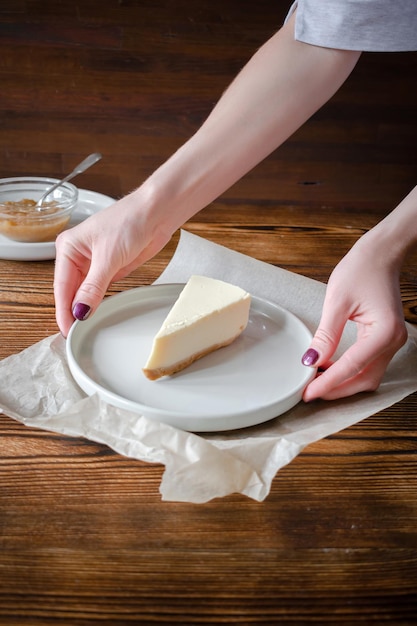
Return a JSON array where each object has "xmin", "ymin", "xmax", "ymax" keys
[{"xmin": 36, "ymin": 152, "xmax": 102, "ymax": 209}]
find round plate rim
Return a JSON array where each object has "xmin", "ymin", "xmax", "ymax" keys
[{"xmin": 66, "ymin": 283, "xmax": 315, "ymax": 432}]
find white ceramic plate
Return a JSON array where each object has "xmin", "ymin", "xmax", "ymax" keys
[
  {"xmin": 66, "ymin": 284, "xmax": 315, "ymax": 432},
  {"xmin": 0, "ymin": 188, "xmax": 114, "ymax": 261}
]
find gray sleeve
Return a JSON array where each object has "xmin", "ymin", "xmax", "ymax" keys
[{"xmin": 285, "ymin": 0, "xmax": 417, "ymax": 52}]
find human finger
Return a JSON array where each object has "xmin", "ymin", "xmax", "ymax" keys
[
  {"xmin": 303, "ymin": 348, "xmax": 391, "ymax": 401},
  {"xmin": 302, "ymin": 325, "xmax": 406, "ymax": 401},
  {"xmin": 70, "ymin": 250, "xmax": 121, "ymax": 323},
  {"xmin": 54, "ymin": 245, "xmax": 87, "ymax": 337},
  {"xmin": 301, "ymin": 293, "xmax": 350, "ymax": 370}
]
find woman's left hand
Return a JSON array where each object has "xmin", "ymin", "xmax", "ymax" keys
[{"xmin": 301, "ymin": 229, "xmax": 409, "ymax": 401}]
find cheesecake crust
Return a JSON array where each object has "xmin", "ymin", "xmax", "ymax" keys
[{"xmin": 142, "ymin": 331, "xmax": 242, "ymax": 380}]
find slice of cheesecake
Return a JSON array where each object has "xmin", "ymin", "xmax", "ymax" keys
[{"xmin": 143, "ymin": 275, "xmax": 251, "ymax": 380}]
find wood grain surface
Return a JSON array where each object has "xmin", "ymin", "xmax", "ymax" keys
[{"xmin": 0, "ymin": 1, "xmax": 416, "ymax": 624}]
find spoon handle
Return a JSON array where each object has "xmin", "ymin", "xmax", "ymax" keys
[
  {"xmin": 38, "ymin": 152, "xmax": 102, "ymax": 207},
  {"xmin": 67, "ymin": 152, "xmax": 103, "ymax": 178}
]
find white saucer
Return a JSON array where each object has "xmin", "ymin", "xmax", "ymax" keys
[
  {"xmin": 66, "ymin": 284, "xmax": 315, "ymax": 432},
  {"xmin": 0, "ymin": 188, "xmax": 114, "ymax": 261}
]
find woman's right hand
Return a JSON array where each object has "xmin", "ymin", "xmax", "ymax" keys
[{"xmin": 54, "ymin": 190, "xmax": 173, "ymax": 337}]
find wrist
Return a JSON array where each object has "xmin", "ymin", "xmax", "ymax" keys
[
  {"xmin": 371, "ymin": 185, "xmax": 417, "ymax": 265},
  {"xmin": 127, "ymin": 159, "xmax": 198, "ymax": 245},
  {"xmin": 350, "ymin": 186, "xmax": 417, "ymax": 273}
]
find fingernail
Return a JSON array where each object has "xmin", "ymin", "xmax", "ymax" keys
[
  {"xmin": 302, "ymin": 348, "xmax": 319, "ymax": 367},
  {"xmin": 72, "ymin": 302, "xmax": 91, "ymax": 321}
]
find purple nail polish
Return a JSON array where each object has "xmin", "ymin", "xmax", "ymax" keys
[
  {"xmin": 302, "ymin": 348, "xmax": 319, "ymax": 367},
  {"xmin": 73, "ymin": 302, "xmax": 91, "ymax": 321}
]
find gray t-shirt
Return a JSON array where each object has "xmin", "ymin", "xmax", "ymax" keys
[{"xmin": 286, "ymin": 1, "xmax": 417, "ymax": 52}]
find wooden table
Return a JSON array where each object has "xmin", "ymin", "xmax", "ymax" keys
[{"xmin": 1, "ymin": 1, "xmax": 416, "ymax": 623}]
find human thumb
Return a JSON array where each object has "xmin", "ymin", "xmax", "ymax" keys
[
  {"xmin": 301, "ymin": 303, "xmax": 347, "ymax": 369},
  {"xmin": 72, "ymin": 263, "xmax": 113, "ymax": 322}
]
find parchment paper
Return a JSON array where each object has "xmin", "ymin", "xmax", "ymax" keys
[{"xmin": 1, "ymin": 230, "xmax": 416, "ymax": 502}]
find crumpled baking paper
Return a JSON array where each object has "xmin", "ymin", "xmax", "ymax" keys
[{"xmin": 1, "ymin": 230, "xmax": 417, "ymax": 503}]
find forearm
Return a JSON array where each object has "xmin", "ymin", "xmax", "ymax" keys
[{"xmin": 136, "ymin": 12, "xmax": 360, "ymax": 234}]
